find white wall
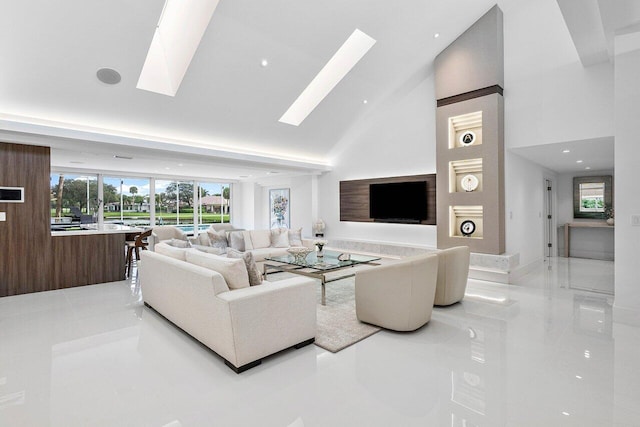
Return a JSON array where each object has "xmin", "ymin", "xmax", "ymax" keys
[
  {"xmin": 614, "ymin": 34, "xmax": 640, "ymax": 313},
  {"xmin": 317, "ymin": 68, "xmax": 438, "ymax": 248},
  {"xmin": 504, "ymin": 151, "xmax": 557, "ymax": 266},
  {"xmin": 500, "ymin": 0, "xmax": 614, "ymax": 149},
  {"xmin": 248, "ymin": 175, "xmax": 315, "ymax": 236}
]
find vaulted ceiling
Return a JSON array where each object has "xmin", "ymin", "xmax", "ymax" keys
[{"xmin": 0, "ymin": 0, "xmax": 637, "ymax": 179}]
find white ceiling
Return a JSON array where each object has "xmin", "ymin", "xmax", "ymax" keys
[{"xmin": 1, "ymin": 0, "xmax": 637, "ymax": 179}]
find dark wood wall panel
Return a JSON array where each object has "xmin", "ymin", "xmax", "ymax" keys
[
  {"xmin": 0, "ymin": 142, "xmax": 52, "ymax": 297},
  {"xmin": 51, "ymin": 234, "xmax": 126, "ymax": 289},
  {"xmin": 340, "ymin": 174, "xmax": 437, "ymax": 225}
]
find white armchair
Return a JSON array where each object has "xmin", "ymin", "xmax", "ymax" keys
[
  {"xmin": 355, "ymin": 254, "xmax": 439, "ymax": 331},
  {"xmin": 149, "ymin": 225, "xmax": 188, "ymax": 251},
  {"xmin": 434, "ymin": 246, "xmax": 470, "ymax": 306}
]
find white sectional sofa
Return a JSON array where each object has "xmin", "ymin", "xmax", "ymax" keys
[
  {"xmin": 190, "ymin": 227, "xmax": 315, "ymax": 272},
  {"xmin": 139, "ymin": 248, "xmax": 317, "ymax": 373}
]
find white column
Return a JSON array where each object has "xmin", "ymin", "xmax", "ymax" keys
[
  {"xmin": 97, "ymin": 174, "xmax": 104, "ymax": 228},
  {"xmin": 193, "ymin": 182, "xmax": 199, "ymax": 232},
  {"xmin": 150, "ymin": 178, "xmax": 156, "ymax": 226}
]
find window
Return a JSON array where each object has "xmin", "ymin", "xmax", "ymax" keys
[
  {"xmin": 103, "ymin": 177, "xmax": 151, "ymax": 226},
  {"xmin": 50, "ymin": 173, "xmax": 98, "ymax": 226},
  {"xmin": 155, "ymin": 180, "xmax": 194, "ymax": 225},
  {"xmin": 197, "ymin": 182, "xmax": 231, "ymax": 227}
]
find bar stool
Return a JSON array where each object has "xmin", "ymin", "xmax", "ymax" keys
[{"xmin": 125, "ymin": 229, "xmax": 152, "ymax": 278}]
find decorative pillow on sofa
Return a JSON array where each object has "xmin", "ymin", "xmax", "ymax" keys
[
  {"xmin": 185, "ymin": 249, "xmax": 250, "ymax": 290},
  {"xmin": 270, "ymin": 228, "xmax": 289, "ymax": 248},
  {"xmin": 167, "ymin": 238, "xmax": 190, "ymax": 248},
  {"xmin": 192, "ymin": 244, "xmax": 225, "ymax": 255},
  {"xmin": 288, "ymin": 228, "xmax": 303, "ymax": 247},
  {"xmin": 228, "ymin": 231, "xmax": 245, "ymax": 251},
  {"xmin": 206, "ymin": 229, "xmax": 228, "ymax": 250},
  {"xmin": 155, "ymin": 242, "xmax": 188, "ymax": 261},
  {"xmin": 227, "ymin": 248, "xmax": 262, "ymax": 286},
  {"xmin": 195, "ymin": 232, "xmax": 211, "ymax": 247}
]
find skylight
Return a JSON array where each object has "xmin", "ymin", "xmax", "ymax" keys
[
  {"xmin": 279, "ymin": 29, "xmax": 376, "ymax": 126},
  {"xmin": 137, "ymin": 0, "xmax": 221, "ymax": 96}
]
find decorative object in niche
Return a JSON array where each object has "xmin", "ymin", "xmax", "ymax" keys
[
  {"xmin": 573, "ymin": 176, "xmax": 612, "ymax": 219},
  {"xmin": 459, "ymin": 130, "xmax": 476, "ymax": 146},
  {"xmin": 460, "ymin": 220, "xmax": 476, "ymax": 237},
  {"xmin": 313, "ymin": 218, "xmax": 326, "ymax": 237},
  {"xmin": 460, "ymin": 174, "xmax": 479, "ymax": 192}
]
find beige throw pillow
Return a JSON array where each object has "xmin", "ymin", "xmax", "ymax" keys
[
  {"xmin": 250, "ymin": 230, "xmax": 272, "ymax": 249},
  {"xmin": 167, "ymin": 238, "xmax": 190, "ymax": 248},
  {"xmin": 191, "ymin": 244, "xmax": 225, "ymax": 255},
  {"xmin": 226, "ymin": 248, "xmax": 262, "ymax": 286},
  {"xmin": 206, "ymin": 229, "xmax": 228, "ymax": 250},
  {"xmin": 185, "ymin": 250, "xmax": 250, "ymax": 290}
]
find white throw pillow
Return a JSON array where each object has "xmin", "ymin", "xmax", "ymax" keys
[
  {"xmin": 228, "ymin": 231, "xmax": 245, "ymax": 251},
  {"xmin": 191, "ymin": 244, "xmax": 225, "ymax": 255},
  {"xmin": 155, "ymin": 242, "xmax": 188, "ymax": 261},
  {"xmin": 288, "ymin": 228, "xmax": 303, "ymax": 246},
  {"xmin": 227, "ymin": 248, "xmax": 262, "ymax": 286},
  {"xmin": 167, "ymin": 238, "xmax": 190, "ymax": 248},
  {"xmin": 185, "ymin": 249, "xmax": 250, "ymax": 290},
  {"xmin": 270, "ymin": 228, "xmax": 290, "ymax": 248},
  {"xmin": 195, "ymin": 232, "xmax": 211, "ymax": 246},
  {"xmin": 250, "ymin": 230, "xmax": 272, "ymax": 249},
  {"xmin": 242, "ymin": 230, "xmax": 254, "ymax": 251}
]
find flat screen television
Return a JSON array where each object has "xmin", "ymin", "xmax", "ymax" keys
[{"xmin": 369, "ymin": 181, "xmax": 427, "ymax": 222}]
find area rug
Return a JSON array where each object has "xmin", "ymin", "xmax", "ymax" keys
[{"xmin": 268, "ymin": 273, "xmax": 381, "ymax": 353}]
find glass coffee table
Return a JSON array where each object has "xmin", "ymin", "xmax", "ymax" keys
[{"xmin": 264, "ymin": 250, "xmax": 380, "ymax": 305}]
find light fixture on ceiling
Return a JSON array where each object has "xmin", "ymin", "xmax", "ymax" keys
[
  {"xmin": 585, "ymin": 166, "xmax": 591, "ymax": 170},
  {"xmin": 562, "ymin": 149, "xmax": 570, "ymax": 153},
  {"xmin": 576, "ymin": 160, "xmax": 583, "ymax": 163},
  {"xmin": 266, "ymin": 171, "xmax": 280, "ymax": 175},
  {"xmin": 363, "ymin": 99, "xmax": 368, "ymax": 104},
  {"xmin": 96, "ymin": 68, "xmax": 122, "ymax": 85},
  {"xmin": 113, "ymin": 155, "xmax": 133, "ymax": 160},
  {"xmin": 278, "ymin": 29, "xmax": 376, "ymax": 126},
  {"xmin": 239, "ymin": 175, "xmax": 251, "ymax": 178},
  {"xmin": 434, "ymin": 33, "xmax": 440, "ymax": 38},
  {"xmin": 261, "ymin": 59, "xmax": 269, "ymax": 67},
  {"xmin": 137, "ymin": 0, "xmax": 221, "ymax": 96}
]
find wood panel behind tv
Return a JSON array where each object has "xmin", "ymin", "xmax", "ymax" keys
[{"xmin": 340, "ymin": 174, "xmax": 436, "ymax": 225}]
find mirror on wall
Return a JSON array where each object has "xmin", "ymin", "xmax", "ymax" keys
[{"xmin": 573, "ymin": 175, "xmax": 612, "ymax": 219}]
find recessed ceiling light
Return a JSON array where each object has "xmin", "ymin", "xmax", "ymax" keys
[
  {"xmin": 562, "ymin": 149, "xmax": 570, "ymax": 153},
  {"xmin": 266, "ymin": 171, "xmax": 280, "ymax": 175},
  {"xmin": 178, "ymin": 163, "xmax": 184, "ymax": 167},
  {"xmin": 261, "ymin": 59, "xmax": 269, "ymax": 67},
  {"xmin": 113, "ymin": 155, "xmax": 133, "ymax": 160},
  {"xmin": 137, "ymin": 0, "xmax": 222, "ymax": 96},
  {"xmin": 434, "ymin": 33, "xmax": 440, "ymax": 38},
  {"xmin": 239, "ymin": 175, "xmax": 250, "ymax": 178},
  {"xmin": 363, "ymin": 99, "xmax": 368, "ymax": 104},
  {"xmin": 279, "ymin": 29, "xmax": 376, "ymax": 126},
  {"xmin": 96, "ymin": 68, "xmax": 122, "ymax": 85},
  {"xmin": 585, "ymin": 166, "xmax": 591, "ymax": 170},
  {"xmin": 562, "ymin": 412, "xmax": 570, "ymax": 416},
  {"xmin": 576, "ymin": 160, "xmax": 583, "ymax": 163},
  {"xmin": 575, "ymin": 375, "xmax": 583, "ymax": 379},
  {"xmin": 165, "ymin": 167, "xmax": 171, "ymax": 170}
]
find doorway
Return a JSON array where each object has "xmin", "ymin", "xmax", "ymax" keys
[{"xmin": 543, "ymin": 178, "xmax": 556, "ymax": 257}]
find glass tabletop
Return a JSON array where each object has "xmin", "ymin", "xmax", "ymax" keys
[{"xmin": 266, "ymin": 250, "xmax": 380, "ymax": 272}]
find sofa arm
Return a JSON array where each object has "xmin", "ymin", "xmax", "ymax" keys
[{"xmin": 216, "ymin": 277, "xmax": 316, "ymax": 367}]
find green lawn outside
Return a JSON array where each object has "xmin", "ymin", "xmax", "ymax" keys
[{"xmin": 51, "ymin": 209, "xmax": 229, "ymax": 224}]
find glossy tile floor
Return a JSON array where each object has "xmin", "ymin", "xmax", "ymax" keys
[{"xmin": 1, "ymin": 257, "xmax": 639, "ymax": 426}]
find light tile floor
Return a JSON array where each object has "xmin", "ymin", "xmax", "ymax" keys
[{"xmin": 1, "ymin": 257, "xmax": 638, "ymax": 426}]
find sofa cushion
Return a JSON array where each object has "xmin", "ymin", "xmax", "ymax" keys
[
  {"xmin": 227, "ymin": 248, "xmax": 262, "ymax": 286},
  {"xmin": 250, "ymin": 230, "xmax": 272, "ymax": 249},
  {"xmin": 270, "ymin": 228, "xmax": 289, "ymax": 248},
  {"xmin": 155, "ymin": 242, "xmax": 188, "ymax": 261},
  {"xmin": 167, "ymin": 238, "xmax": 190, "ymax": 248},
  {"xmin": 249, "ymin": 247, "xmax": 290, "ymax": 262},
  {"xmin": 228, "ymin": 231, "xmax": 246, "ymax": 251},
  {"xmin": 192, "ymin": 244, "xmax": 225, "ymax": 255},
  {"xmin": 207, "ymin": 229, "xmax": 229, "ymax": 250},
  {"xmin": 185, "ymin": 249, "xmax": 250, "ymax": 290},
  {"xmin": 288, "ymin": 228, "xmax": 303, "ymax": 246}
]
